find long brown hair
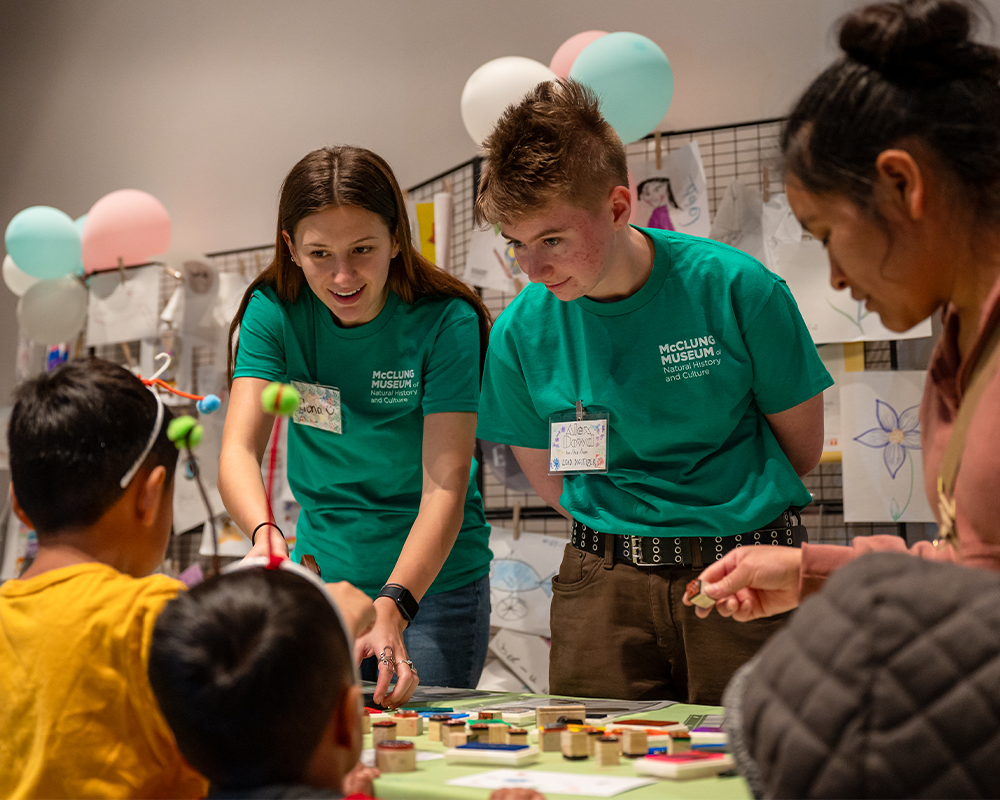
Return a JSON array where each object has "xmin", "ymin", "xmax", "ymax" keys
[{"xmin": 227, "ymin": 146, "xmax": 491, "ymax": 386}]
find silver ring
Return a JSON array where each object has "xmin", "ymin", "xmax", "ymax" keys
[
  {"xmin": 398, "ymin": 658, "xmax": 416, "ymax": 674},
  {"xmin": 378, "ymin": 646, "xmax": 396, "ymax": 673}
]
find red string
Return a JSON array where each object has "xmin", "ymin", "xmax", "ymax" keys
[
  {"xmin": 264, "ymin": 416, "xmax": 284, "ymax": 569},
  {"xmin": 139, "ymin": 376, "xmax": 205, "ymax": 402}
]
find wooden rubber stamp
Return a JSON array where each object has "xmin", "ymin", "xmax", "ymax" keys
[
  {"xmin": 684, "ymin": 578, "xmax": 716, "ymax": 609},
  {"xmin": 488, "ymin": 723, "xmax": 507, "ymax": 744},
  {"xmin": 586, "ymin": 729, "xmax": 605, "ymax": 756},
  {"xmin": 427, "ymin": 714, "xmax": 451, "ymax": 742},
  {"xmin": 506, "ymin": 727, "xmax": 529, "ymax": 746},
  {"xmin": 468, "ymin": 723, "xmax": 491, "ymax": 744},
  {"xmin": 539, "ymin": 724, "xmax": 566, "ymax": 753},
  {"xmin": 536, "ymin": 704, "xmax": 586, "ymax": 728},
  {"xmin": 561, "ymin": 729, "xmax": 589, "ymax": 760},
  {"xmin": 441, "ymin": 720, "xmax": 468, "ymax": 748},
  {"xmin": 375, "ymin": 740, "xmax": 416, "ymax": 773},
  {"xmin": 478, "ymin": 710, "xmax": 499, "ymax": 720},
  {"xmin": 668, "ymin": 732, "xmax": 692, "ymax": 754},
  {"xmin": 621, "ymin": 729, "xmax": 648, "ymax": 758},
  {"xmin": 393, "ymin": 711, "xmax": 423, "ymax": 737},
  {"xmin": 371, "ymin": 719, "xmax": 396, "ymax": 746},
  {"xmin": 596, "ymin": 735, "xmax": 620, "ymax": 767},
  {"xmin": 362, "ymin": 709, "xmax": 371, "ymax": 735}
]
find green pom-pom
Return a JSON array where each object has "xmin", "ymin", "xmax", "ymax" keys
[
  {"xmin": 261, "ymin": 382, "xmax": 301, "ymax": 416},
  {"xmin": 167, "ymin": 416, "xmax": 203, "ymax": 449}
]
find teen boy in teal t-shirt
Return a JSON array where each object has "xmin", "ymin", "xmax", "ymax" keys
[{"xmin": 475, "ymin": 80, "xmax": 832, "ymax": 704}]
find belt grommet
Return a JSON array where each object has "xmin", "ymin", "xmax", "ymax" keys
[
  {"xmin": 735, "ymin": 535, "xmax": 742, "ymax": 542},
  {"xmin": 715, "ymin": 537, "xmax": 722, "ymax": 542},
  {"xmin": 715, "ymin": 544, "xmax": 723, "ymax": 551}
]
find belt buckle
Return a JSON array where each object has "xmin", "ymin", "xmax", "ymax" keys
[{"xmin": 629, "ymin": 535, "xmax": 661, "ymax": 567}]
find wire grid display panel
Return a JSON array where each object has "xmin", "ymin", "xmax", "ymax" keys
[{"xmin": 406, "ymin": 121, "xmax": 916, "ymax": 545}]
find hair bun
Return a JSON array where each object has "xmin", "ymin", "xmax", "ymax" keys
[{"xmin": 840, "ymin": 0, "xmax": 1000, "ymax": 83}]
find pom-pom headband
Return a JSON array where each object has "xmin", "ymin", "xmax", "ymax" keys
[{"xmin": 119, "ymin": 391, "xmax": 165, "ymax": 489}]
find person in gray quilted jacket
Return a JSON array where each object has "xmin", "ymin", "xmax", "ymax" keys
[{"xmin": 723, "ymin": 552, "xmax": 1000, "ymax": 798}]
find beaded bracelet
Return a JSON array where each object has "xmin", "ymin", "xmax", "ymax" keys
[{"xmin": 252, "ymin": 521, "xmax": 284, "ymax": 546}]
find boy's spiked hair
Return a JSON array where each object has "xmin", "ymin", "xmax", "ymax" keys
[{"xmin": 474, "ymin": 79, "xmax": 629, "ymax": 227}]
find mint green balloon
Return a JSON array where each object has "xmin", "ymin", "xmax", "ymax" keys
[
  {"xmin": 72, "ymin": 215, "xmax": 87, "ymax": 276},
  {"xmin": 4, "ymin": 206, "xmax": 81, "ymax": 279},
  {"xmin": 569, "ymin": 32, "xmax": 674, "ymax": 144}
]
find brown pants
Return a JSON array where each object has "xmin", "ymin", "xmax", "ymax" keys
[{"xmin": 549, "ymin": 544, "xmax": 789, "ymax": 705}]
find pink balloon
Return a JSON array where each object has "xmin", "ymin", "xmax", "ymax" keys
[
  {"xmin": 81, "ymin": 189, "xmax": 171, "ymax": 274},
  {"xmin": 549, "ymin": 31, "xmax": 609, "ymax": 79}
]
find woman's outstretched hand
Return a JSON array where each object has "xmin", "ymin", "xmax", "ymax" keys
[{"xmin": 354, "ymin": 597, "xmax": 419, "ymax": 708}]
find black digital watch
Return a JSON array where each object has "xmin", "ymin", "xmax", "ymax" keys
[{"xmin": 376, "ymin": 583, "xmax": 419, "ymax": 625}]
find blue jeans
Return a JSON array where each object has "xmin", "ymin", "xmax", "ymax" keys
[{"xmin": 361, "ymin": 575, "xmax": 490, "ymax": 689}]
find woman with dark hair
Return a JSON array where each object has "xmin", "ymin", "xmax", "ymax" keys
[
  {"xmin": 686, "ymin": 0, "xmax": 1000, "ymax": 622},
  {"xmin": 219, "ymin": 146, "xmax": 493, "ymax": 707}
]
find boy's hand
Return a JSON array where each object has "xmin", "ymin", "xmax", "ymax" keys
[
  {"xmin": 354, "ymin": 598, "xmax": 419, "ymax": 709},
  {"xmin": 343, "ymin": 763, "xmax": 379, "ymax": 797},
  {"xmin": 683, "ymin": 546, "xmax": 803, "ymax": 621},
  {"xmin": 324, "ymin": 582, "xmax": 377, "ymax": 639}
]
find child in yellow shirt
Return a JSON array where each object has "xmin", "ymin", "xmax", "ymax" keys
[{"xmin": 0, "ymin": 358, "xmax": 207, "ymax": 799}]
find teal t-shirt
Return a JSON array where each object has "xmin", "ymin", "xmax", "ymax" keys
[
  {"xmin": 477, "ymin": 227, "xmax": 834, "ymax": 538},
  {"xmin": 234, "ymin": 286, "xmax": 492, "ymax": 596}
]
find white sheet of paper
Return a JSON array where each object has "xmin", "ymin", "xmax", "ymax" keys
[
  {"xmin": 475, "ymin": 658, "xmax": 531, "ymax": 693},
  {"xmin": 488, "ymin": 628, "xmax": 550, "ymax": 694},
  {"xmin": 632, "ymin": 142, "xmax": 711, "ymax": 239},
  {"xmin": 447, "ymin": 770, "xmax": 655, "ymax": 797},
  {"xmin": 773, "ymin": 240, "xmax": 933, "ymax": 344},
  {"xmin": 433, "ymin": 192, "xmax": 453, "ymax": 271},
  {"xmin": 86, "ymin": 264, "xmax": 161, "ymax": 346},
  {"xmin": 488, "ymin": 526, "xmax": 562, "ymax": 636},
  {"xmin": 817, "ymin": 344, "xmax": 846, "ymax": 454},
  {"xmin": 709, "ymin": 183, "xmax": 802, "ymax": 271},
  {"xmin": 840, "ymin": 370, "xmax": 936, "ymax": 522},
  {"xmin": 199, "ymin": 516, "xmax": 251, "ymax": 558},
  {"xmin": 462, "ymin": 225, "xmax": 525, "ymax": 294}
]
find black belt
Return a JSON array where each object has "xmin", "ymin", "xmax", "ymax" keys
[{"xmin": 570, "ymin": 510, "xmax": 807, "ymax": 568}]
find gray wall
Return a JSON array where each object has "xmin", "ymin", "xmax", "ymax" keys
[{"xmin": 2, "ymin": 0, "xmax": 995, "ymax": 402}]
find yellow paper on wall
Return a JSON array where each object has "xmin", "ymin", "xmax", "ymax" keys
[{"xmin": 415, "ymin": 202, "xmax": 436, "ymax": 265}]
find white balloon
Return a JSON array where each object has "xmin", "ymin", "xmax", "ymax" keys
[
  {"xmin": 461, "ymin": 57, "xmax": 558, "ymax": 146},
  {"xmin": 3, "ymin": 254, "xmax": 40, "ymax": 297},
  {"xmin": 17, "ymin": 276, "xmax": 89, "ymax": 345}
]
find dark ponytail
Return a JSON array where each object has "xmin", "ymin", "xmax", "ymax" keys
[{"xmin": 782, "ymin": 0, "xmax": 1000, "ymax": 221}]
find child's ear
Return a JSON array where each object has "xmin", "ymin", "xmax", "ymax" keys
[
  {"xmin": 335, "ymin": 684, "xmax": 364, "ymax": 750},
  {"xmin": 10, "ymin": 485, "xmax": 34, "ymax": 529},
  {"xmin": 136, "ymin": 465, "xmax": 168, "ymax": 527}
]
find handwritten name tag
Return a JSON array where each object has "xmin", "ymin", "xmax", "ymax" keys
[
  {"xmin": 549, "ymin": 414, "xmax": 608, "ymax": 474},
  {"xmin": 291, "ymin": 381, "xmax": 342, "ymax": 435}
]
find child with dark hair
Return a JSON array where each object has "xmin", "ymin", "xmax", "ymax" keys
[
  {"xmin": 0, "ymin": 358, "xmax": 208, "ymax": 798},
  {"xmin": 148, "ymin": 563, "xmax": 375, "ymax": 799}
]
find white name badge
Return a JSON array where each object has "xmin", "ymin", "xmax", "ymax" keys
[
  {"xmin": 548, "ymin": 406, "xmax": 609, "ymax": 474},
  {"xmin": 291, "ymin": 381, "xmax": 342, "ymax": 435}
]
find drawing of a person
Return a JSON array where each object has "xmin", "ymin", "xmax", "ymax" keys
[{"xmin": 637, "ymin": 177, "xmax": 679, "ymax": 231}]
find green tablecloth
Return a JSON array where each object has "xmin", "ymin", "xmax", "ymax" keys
[{"xmin": 369, "ymin": 693, "xmax": 751, "ymax": 800}]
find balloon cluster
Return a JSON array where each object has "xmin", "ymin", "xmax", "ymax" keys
[
  {"xmin": 3, "ymin": 189, "xmax": 171, "ymax": 345},
  {"xmin": 461, "ymin": 31, "xmax": 674, "ymax": 147}
]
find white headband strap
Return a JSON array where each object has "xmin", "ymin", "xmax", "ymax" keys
[{"xmin": 119, "ymin": 391, "xmax": 165, "ymax": 489}]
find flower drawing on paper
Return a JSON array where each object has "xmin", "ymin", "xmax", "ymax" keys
[{"xmin": 854, "ymin": 399, "xmax": 921, "ymax": 520}]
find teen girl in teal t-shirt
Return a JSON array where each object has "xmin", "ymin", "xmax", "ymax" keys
[{"xmin": 219, "ymin": 147, "xmax": 492, "ymax": 707}]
